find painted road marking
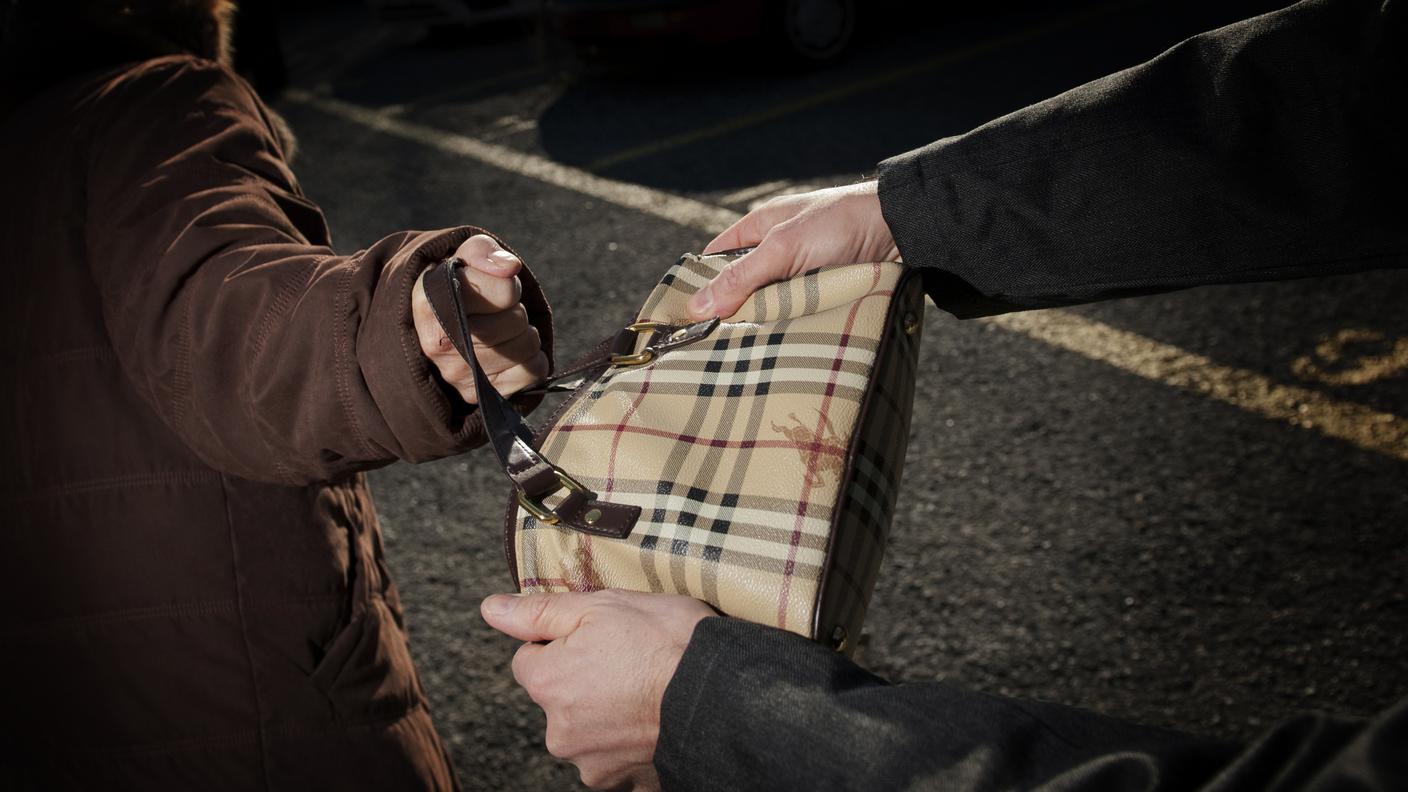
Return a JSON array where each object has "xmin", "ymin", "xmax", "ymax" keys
[
  {"xmin": 479, "ymin": 114, "xmax": 541, "ymax": 142},
  {"xmin": 287, "ymin": 90, "xmax": 740, "ymax": 233},
  {"xmin": 380, "ymin": 66, "xmax": 549, "ymax": 117},
  {"xmin": 284, "ymin": 92, "xmax": 1406, "ymax": 462},
  {"xmin": 989, "ymin": 312, "xmax": 1407, "ymax": 461},
  {"xmin": 718, "ymin": 179, "xmax": 800, "ymax": 206},
  {"xmin": 1291, "ymin": 328, "xmax": 1408, "ymax": 387}
]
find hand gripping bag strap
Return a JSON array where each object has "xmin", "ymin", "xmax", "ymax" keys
[{"xmin": 420, "ymin": 257, "xmax": 641, "ymax": 538}]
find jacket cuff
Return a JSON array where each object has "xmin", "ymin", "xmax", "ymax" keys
[
  {"xmin": 655, "ymin": 618, "xmax": 851, "ymax": 791},
  {"xmin": 656, "ymin": 618, "xmax": 1241, "ymax": 792},
  {"xmin": 654, "ymin": 617, "xmax": 731, "ymax": 790},
  {"xmin": 878, "ymin": 144, "xmax": 1021, "ymax": 319},
  {"xmin": 359, "ymin": 226, "xmax": 554, "ymax": 464},
  {"xmin": 876, "ymin": 141, "xmax": 953, "ymax": 274}
]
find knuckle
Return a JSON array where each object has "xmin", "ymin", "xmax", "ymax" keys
[
  {"xmin": 456, "ymin": 235, "xmax": 494, "ymax": 259},
  {"xmin": 763, "ymin": 223, "xmax": 797, "ymax": 252},
  {"xmin": 543, "ymin": 724, "xmax": 571, "ymax": 759},
  {"xmin": 510, "ymin": 645, "xmax": 537, "ymax": 687},
  {"xmin": 414, "ymin": 317, "xmax": 442, "ymax": 349},
  {"xmin": 526, "ymin": 594, "xmax": 555, "ymax": 628},
  {"xmin": 579, "ymin": 766, "xmax": 609, "ymax": 789},
  {"xmin": 467, "ymin": 317, "xmax": 504, "ymax": 347},
  {"xmin": 717, "ymin": 261, "xmax": 747, "ymax": 292},
  {"xmin": 759, "ymin": 193, "xmax": 793, "ymax": 210},
  {"xmin": 490, "ymin": 371, "xmax": 526, "ymax": 396},
  {"xmin": 593, "ymin": 588, "xmax": 628, "ymax": 607},
  {"xmin": 437, "ymin": 358, "xmax": 469, "ymax": 384},
  {"xmin": 733, "ymin": 215, "xmax": 762, "ymax": 242},
  {"xmin": 490, "ymin": 332, "xmax": 524, "ymax": 362},
  {"xmin": 515, "ymin": 360, "xmax": 542, "ymax": 383},
  {"xmin": 515, "ymin": 327, "xmax": 543, "ymax": 357}
]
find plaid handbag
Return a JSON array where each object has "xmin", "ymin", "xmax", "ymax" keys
[{"xmin": 424, "ymin": 250, "xmax": 925, "ymax": 651}]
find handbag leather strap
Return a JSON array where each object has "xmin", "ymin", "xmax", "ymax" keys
[{"xmin": 422, "ymin": 257, "xmax": 655, "ymax": 538}]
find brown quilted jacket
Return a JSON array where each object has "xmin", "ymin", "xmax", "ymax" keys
[{"xmin": 0, "ymin": 53, "xmax": 551, "ymax": 789}]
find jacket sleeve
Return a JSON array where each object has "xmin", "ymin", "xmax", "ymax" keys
[
  {"xmin": 655, "ymin": 618, "xmax": 1406, "ymax": 792},
  {"xmin": 81, "ymin": 57, "xmax": 552, "ymax": 485},
  {"xmin": 877, "ymin": 0, "xmax": 1407, "ymax": 318}
]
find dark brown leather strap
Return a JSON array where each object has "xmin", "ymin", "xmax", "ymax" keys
[
  {"xmin": 523, "ymin": 316, "xmax": 720, "ymax": 390},
  {"xmin": 517, "ymin": 332, "xmax": 623, "ymax": 396},
  {"xmin": 422, "ymin": 257, "xmax": 642, "ymax": 538}
]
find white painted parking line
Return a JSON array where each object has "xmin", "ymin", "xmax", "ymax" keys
[
  {"xmin": 718, "ymin": 179, "xmax": 799, "ymax": 206},
  {"xmin": 287, "ymin": 90, "xmax": 741, "ymax": 234},
  {"xmin": 478, "ymin": 115, "xmax": 541, "ymax": 142},
  {"xmin": 380, "ymin": 66, "xmax": 549, "ymax": 117},
  {"xmin": 284, "ymin": 91, "xmax": 1406, "ymax": 462}
]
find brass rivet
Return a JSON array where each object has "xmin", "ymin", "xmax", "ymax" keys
[
  {"xmin": 669, "ymin": 328, "xmax": 688, "ymax": 341},
  {"xmin": 903, "ymin": 313, "xmax": 920, "ymax": 336},
  {"xmin": 584, "ymin": 508, "xmax": 603, "ymax": 525}
]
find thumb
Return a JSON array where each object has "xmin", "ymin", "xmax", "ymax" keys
[
  {"xmin": 480, "ymin": 592, "xmax": 586, "ymax": 642},
  {"xmin": 465, "ymin": 247, "xmax": 522, "ymax": 279},
  {"xmin": 687, "ymin": 243, "xmax": 792, "ymax": 321}
]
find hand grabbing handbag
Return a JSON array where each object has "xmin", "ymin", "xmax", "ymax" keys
[{"xmin": 423, "ymin": 250, "xmax": 924, "ymax": 651}]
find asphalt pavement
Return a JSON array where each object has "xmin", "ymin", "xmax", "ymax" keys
[{"xmin": 272, "ymin": 2, "xmax": 1407, "ymax": 788}]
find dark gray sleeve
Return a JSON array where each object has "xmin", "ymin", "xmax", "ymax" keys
[
  {"xmin": 654, "ymin": 618, "xmax": 1406, "ymax": 792},
  {"xmin": 877, "ymin": 0, "xmax": 1407, "ymax": 318}
]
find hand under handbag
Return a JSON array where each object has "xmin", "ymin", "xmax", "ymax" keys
[{"xmin": 423, "ymin": 250, "xmax": 925, "ymax": 651}]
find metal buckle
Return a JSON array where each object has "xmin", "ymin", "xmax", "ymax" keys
[
  {"xmin": 610, "ymin": 321, "xmax": 671, "ymax": 367},
  {"xmin": 517, "ymin": 468, "xmax": 591, "ymax": 525}
]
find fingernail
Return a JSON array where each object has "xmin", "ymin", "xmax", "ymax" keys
[
  {"xmin": 689, "ymin": 287, "xmax": 713, "ymax": 316},
  {"xmin": 487, "ymin": 250, "xmax": 519, "ymax": 270},
  {"xmin": 482, "ymin": 595, "xmax": 515, "ymax": 616}
]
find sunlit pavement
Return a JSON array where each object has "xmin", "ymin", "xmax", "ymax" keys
[{"xmin": 273, "ymin": 2, "xmax": 1407, "ymax": 787}]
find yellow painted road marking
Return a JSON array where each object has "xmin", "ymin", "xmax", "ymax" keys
[
  {"xmin": 285, "ymin": 86, "xmax": 1406, "ymax": 462},
  {"xmin": 1291, "ymin": 328, "xmax": 1408, "ymax": 387},
  {"xmin": 989, "ymin": 311, "xmax": 1407, "ymax": 461}
]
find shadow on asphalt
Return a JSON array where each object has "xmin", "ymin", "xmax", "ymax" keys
[{"xmin": 533, "ymin": 0, "xmax": 1290, "ymax": 192}]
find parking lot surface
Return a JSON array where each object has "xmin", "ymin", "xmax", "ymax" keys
[{"xmin": 273, "ymin": 2, "xmax": 1407, "ymax": 787}]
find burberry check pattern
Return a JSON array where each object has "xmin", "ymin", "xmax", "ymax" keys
[
  {"xmin": 512, "ymin": 253, "xmax": 924, "ymax": 644},
  {"xmin": 815, "ymin": 279, "xmax": 925, "ymax": 649}
]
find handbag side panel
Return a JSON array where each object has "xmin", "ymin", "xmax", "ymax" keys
[
  {"xmin": 812, "ymin": 271, "xmax": 926, "ymax": 654},
  {"xmin": 511, "ymin": 255, "xmax": 906, "ymax": 640}
]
